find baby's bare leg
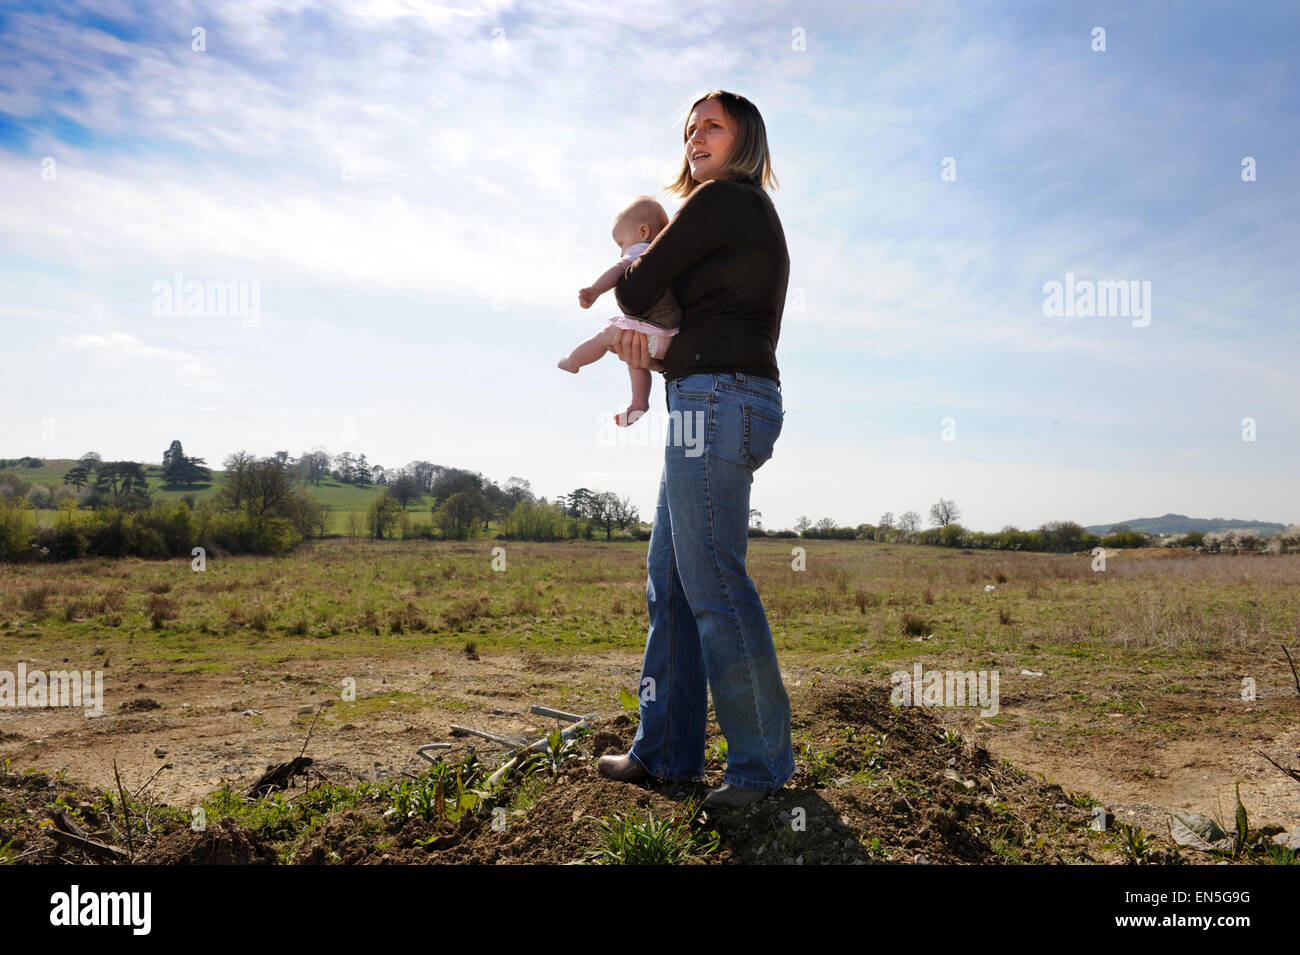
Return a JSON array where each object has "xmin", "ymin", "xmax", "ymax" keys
[
  {"xmin": 616, "ymin": 366, "xmax": 653, "ymax": 427},
  {"xmin": 558, "ymin": 325, "xmax": 621, "ymax": 373}
]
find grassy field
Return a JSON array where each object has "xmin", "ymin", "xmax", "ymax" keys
[{"xmin": 2, "ymin": 538, "xmax": 1298, "ymax": 864}]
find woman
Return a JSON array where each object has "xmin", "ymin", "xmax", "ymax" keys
[{"xmin": 597, "ymin": 90, "xmax": 794, "ymax": 811}]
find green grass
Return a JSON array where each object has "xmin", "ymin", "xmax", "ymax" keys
[
  {"xmin": 4, "ymin": 537, "xmax": 1300, "ymax": 791},
  {"xmin": 583, "ymin": 800, "xmax": 719, "ymax": 865}
]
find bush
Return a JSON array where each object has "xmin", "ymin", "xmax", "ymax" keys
[
  {"xmin": 799, "ymin": 524, "xmax": 857, "ymax": 540},
  {"xmin": 1204, "ymin": 530, "xmax": 1266, "ymax": 555},
  {"xmin": 1273, "ymin": 526, "xmax": 1300, "ymax": 554},
  {"xmin": 1101, "ymin": 530, "xmax": 1148, "ymax": 548},
  {"xmin": 50, "ymin": 501, "xmax": 89, "ymax": 560},
  {"xmin": 0, "ymin": 495, "xmax": 35, "ymax": 560},
  {"xmin": 502, "ymin": 500, "xmax": 568, "ymax": 541},
  {"xmin": 368, "ymin": 492, "xmax": 402, "ymax": 540}
]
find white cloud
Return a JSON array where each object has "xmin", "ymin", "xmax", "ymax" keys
[{"xmin": 57, "ymin": 331, "xmax": 222, "ymax": 393}]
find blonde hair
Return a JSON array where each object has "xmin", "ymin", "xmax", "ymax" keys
[
  {"xmin": 664, "ymin": 89, "xmax": 779, "ymax": 198},
  {"xmin": 615, "ymin": 195, "xmax": 670, "ymax": 239}
]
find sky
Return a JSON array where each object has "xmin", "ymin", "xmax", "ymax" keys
[{"xmin": 1, "ymin": 0, "xmax": 1297, "ymax": 533}]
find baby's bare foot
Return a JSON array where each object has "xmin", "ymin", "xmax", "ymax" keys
[
  {"xmin": 615, "ymin": 403, "xmax": 649, "ymax": 428},
  {"xmin": 557, "ymin": 358, "xmax": 578, "ymax": 373}
]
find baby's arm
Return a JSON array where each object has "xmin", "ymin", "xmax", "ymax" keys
[{"xmin": 579, "ymin": 263, "xmax": 629, "ymax": 309}]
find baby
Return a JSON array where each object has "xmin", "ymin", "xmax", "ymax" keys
[{"xmin": 558, "ymin": 195, "xmax": 682, "ymax": 427}]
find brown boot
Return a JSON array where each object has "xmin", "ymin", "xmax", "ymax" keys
[
  {"xmin": 700, "ymin": 783, "xmax": 774, "ymax": 811},
  {"xmin": 598, "ymin": 753, "xmax": 650, "ymax": 783}
]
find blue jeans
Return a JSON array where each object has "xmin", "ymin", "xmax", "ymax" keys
[{"xmin": 628, "ymin": 372, "xmax": 795, "ymax": 791}]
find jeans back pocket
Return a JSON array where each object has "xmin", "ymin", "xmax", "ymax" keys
[{"xmin": 741, "ymin": 402, "xmax": 783, "ymax": 471}]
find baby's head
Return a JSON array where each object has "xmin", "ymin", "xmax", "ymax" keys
[{"xmin": 612, "ymin": 195, "xmax": 669, "ymax": 254}]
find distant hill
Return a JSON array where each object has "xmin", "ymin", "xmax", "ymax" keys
[
  {"xmin": 0, "ymin": 457, "xmax": 398, "ymax": 515},
  {"xmin": 1085, "ymin": 513, "xmax": 1287, "ymax": 537}
]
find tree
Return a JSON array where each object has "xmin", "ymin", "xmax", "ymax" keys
[
  {"xmin": 406, "ymin": 460, "xmax": 437, "ymax": 495},
  {"xmin": 612, "ymin": 495, "xmax": 639, "ymax": 530},
  {"xmin": 92, "ymin": 461, "xmax": 150, "ymax": 506},
  {"xmin": 176, "ymin": 456, "xmax": 211, "ymax": 486},
  {"xmin": 584, "ymin": 491, "xmax": 639, "ymax": 540},
  {"xmin": 162, "ymin": 440, "xmax": 185, "ymax": 472},
  {"xmin": 562, "ymin": 488, "xmax": 597, "ymax": 519},
  {"xmin": 333, "ymin": 451, "xmax": 355, "ymax": 484},
  {"xmin": 117, "ymin": 462, "xmax": 150, "ymax": 500},
  {"xmin": 816, "ymin": 517, "xmax": 836, "ymax": 531},
  {"xmin": 298, "ymin": 449, "xmax": 331, "ymax": 486},
  {"xmin": 217, "ymin": 451, "xmax": 293, "ymax": 517},
  {"xmin": 432, "ymin": 468, "xmax": 482, "ymax": 503},
  {"xmin": 435, "ymin": 489, "xmax": 487, "ymax": 540},
  {"xmin": 482, "ymin": 481, "xmax": 513, "ymax": 531},
  {"xmin": 79, "ymin": 452, "xmax": 101, "ymax": 469},
  {"xmin": 590, "ymin": 491, "xmax": 620, "ymax": 540},
  {"xmin": 929, "ymin": 498, "xmax": 960, "ymax": 527},
  {"xmin": 93, "ymin": 462, "xmax": 121, "ymax": 498},
  {"xmin": 504, "ymin": 476, "xmax": 534, "ymax": 508},
  {"xmin": 900, "ymin": 511, "xmax": 921, "ymax": 533},
  {"xmin": 161, "ymin": 440, "xmax": 210, "ymax": 487},
  {"xmin": 0, "ymin": 472, "xmax": 32, "ymax": 500},
  {"xmin": 368, "ymin": 491, "xmax": 402, "ymax": 539},
  {"xmin": 1040, "ymin": 520, "xmax": 1086, "ymax": 553},
  {"xmin": 749, "ymin": 508, "xmax": 763, "ymax": 530},
  {"xmin": 878, "ymin": 512, "xmax": 895, "ymax": 530},
  {"xmin": 795, "ymin": 515, "xmax": 811, "ymax": 534},
  {"xmin": 64, "ymin": 465, "xmax": 91, "ymax": 490},
  {"xmin": 502, "ymin": 499, "xmax": 566, "ymax": 541},
  {"xmin": 389, "ymin": 474, "xmax": 422, "ymax": 509}
]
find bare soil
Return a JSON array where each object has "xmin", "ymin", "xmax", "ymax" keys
[{"xmin": 4, "ymin": 669, "xmax": 1291, "ymax": 864}]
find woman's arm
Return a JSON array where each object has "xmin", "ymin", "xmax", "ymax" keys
[{"xmin": 613, "ymin": 178, "xmax": 733, "ymax": 317}]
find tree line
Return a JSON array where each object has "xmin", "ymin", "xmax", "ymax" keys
[{"xmin": 0, "ymin": 444, "xmax": 644, "ymax": 561}]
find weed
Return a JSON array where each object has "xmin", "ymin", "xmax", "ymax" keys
[
  {"xmin": 618, "ymin": 685, "xmax": 641, "ymax": 724},
  {"xmin": 148, "ymin": 594, "xmax": 178, "ymax": 628},
  {"xmin": 899, "ymin": 612, "xmax": 928, "ymax": 637},
  {"xmin": 1066, "ymin": 789, "xmax": 1101, "ymax": 809},
  {"xmin": 584, "ymin": 799, "xmax": 719, "ymax": 865},
  {"xmin": 520, "ymin": 727, "xmax": 586, "ymax": 777},
  {"xmin": 798, "ymin": 744, "xmax": 837, "ymax": 786},
  {"xmin": 1113, "ymin": 821, "xmax": 1153, "ymax": 864}
]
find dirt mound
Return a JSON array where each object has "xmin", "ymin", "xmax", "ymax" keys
[
  {"xmin": 137, "ymin": 817, "xmax": 278, "ymax": 865},
  {"xmin": 417, "ymin": 673, "xmax": 1115, "ymax": 864}
]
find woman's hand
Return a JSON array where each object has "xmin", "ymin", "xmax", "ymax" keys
[{"xmin": 608, "ymin": 328, "xmax": 651, "ymax": 368}]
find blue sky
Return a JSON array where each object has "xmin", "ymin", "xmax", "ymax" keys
[{"xmin": 1, "ymin": 0, "xmax": 1296, "ymax": 532}]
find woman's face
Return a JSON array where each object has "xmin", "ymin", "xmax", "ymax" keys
[{"xmin": 686, "ymin": 99, "xmax": 735, "ymax": 183}]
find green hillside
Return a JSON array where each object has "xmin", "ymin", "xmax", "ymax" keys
[
  {"xmin": 1085, "ymin": 512, "xmax": 1286, "ymax": 537},
  {"xmin": 2, "ymin": 457, "xmax": 421, "ymax": 530}
]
